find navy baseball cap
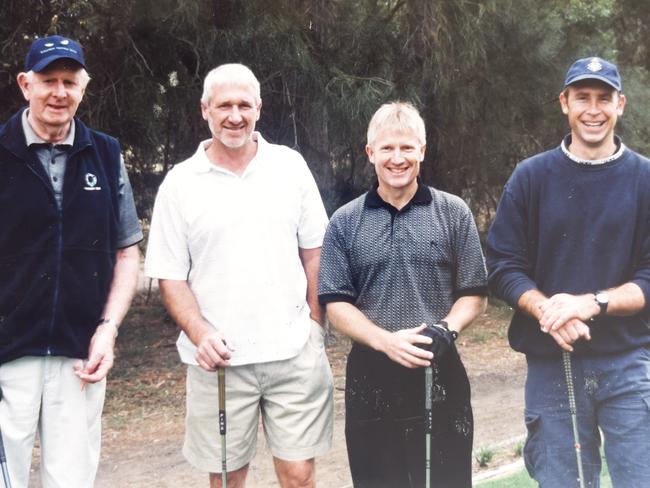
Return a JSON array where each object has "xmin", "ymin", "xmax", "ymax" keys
[
  {"xmin": 24, "ymin": 35, "xmax": 85, "ymax": 72},
  {"xmin": 564, "ymin": 57, "xmax": 622, "ymax": 91}
]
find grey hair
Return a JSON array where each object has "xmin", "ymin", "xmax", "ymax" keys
[{"xmin": 201, "ymin": 63, "xmax": 261, "ymax": 105}]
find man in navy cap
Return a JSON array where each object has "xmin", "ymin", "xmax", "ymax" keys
[
  {"xmin": 487, "ymin": 57, "xmax": 650, "ymax": 487},
  {"xmin": 0, "ymin": 35, "xmax": 142, "ymax": 487}
]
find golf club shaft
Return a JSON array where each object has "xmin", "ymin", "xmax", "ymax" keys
[
  {"xmin": 0, "ymin": 444, "xmax": 9, "ymax": 488},
  {"xmin": 562, "ymin": 351, "xmax": 585, "ymax": 488},
  {"xmin": 218, "ymin": 368, "xmax": 227, "ymax": 488},
  {"xmin": 425, "ymin": 366, "xmax": 433, "ymax": 488},
  {"xmin": 0, "ymin": 463, "xmax": 9, "ymax": 488}
]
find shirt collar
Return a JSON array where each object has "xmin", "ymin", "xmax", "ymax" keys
[
  {"xmin": 191, "ymin": 139, "xmax": 217, "ymax": 173},
  {"xmin": 365, "ymin": 178, "xmax": 432, "ymax": 211},
  {"xmin": 22, "ymin": 109, "xmax": 75, "ymax": 148},
  {"xmin": 561, "ymin": 134, "xmax": 625, "ymax": 165},
  {"xmin": 192, "ymin": 132, "xmax": 265, "ymax": 174}
]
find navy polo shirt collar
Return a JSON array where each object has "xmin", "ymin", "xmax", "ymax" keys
[{"xmin": 365, "ymin": 178, "xmax": 432, "ymax": 212}]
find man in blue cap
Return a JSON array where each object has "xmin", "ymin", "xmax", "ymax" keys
[
  {"xmin": 0, "ymin": 35, "xmax": 142, "ymax": 487},
  {"xmin": 487, "ymin": 57, "xmax": 650, "ymax": 487}
]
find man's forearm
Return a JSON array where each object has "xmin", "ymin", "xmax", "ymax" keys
[
  {"xmin": 299, "ymin": 246, "xmax": 324, "ymax": 324},
  {"xmin": 326, "ymin": 301, "xmax": 390, "ymax": 351},
  {"xmin": 443, "ymin": 295, "xmax": 487, "ymax": 334},
  {"xmin": 158, "ymin": 279, "xmax": 212, "ymax": 345},
  {"xmin": 603, "ymin": 282, "xmax": 646, "ymax": 316},
  {"xmin": 536, "ymin": 282, "xmax": 645, "ymax": 333},
  {"xmin": 326, "ymin": 301, "xmax": 452, "ymax": 368},
  {"xmin": 100, "ymin": 244, "xmax": 140, "ymax": 330},
  {"xmin": 517, "ymin": 289, "xmax": 547, "ymax": 321}
]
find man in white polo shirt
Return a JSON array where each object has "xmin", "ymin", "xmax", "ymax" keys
[{"xmin": 145, "ymin": 63, "xmax": 333, "ymax": 488}]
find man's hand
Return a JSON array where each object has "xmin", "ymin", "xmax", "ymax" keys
[
  {"xmin": 195, "ymin": 330, "xmax": 235, "ymax": 371},
  {"xmin": 73, "ymin": 322, "xmax": 118, "ymax": 387},
  {"xmin": 538, "ymin": 293, "xmax": 599, "ymax": 332},
  {"xmin": 378, "ymin": 323, "xmax": 434, "ymax": 369},
  {"xmin": 544, "ymin": 318, "xmax": 591, "ymax": 352}
]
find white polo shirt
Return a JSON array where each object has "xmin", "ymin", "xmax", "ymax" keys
[{"xmin": 145, "ymin": 133, "xmax": 328, "ymax": 366}]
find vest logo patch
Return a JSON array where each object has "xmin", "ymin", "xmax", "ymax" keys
[{"xmin": 84, "ymin": 172, "xmax": 102, "ymax": 191}]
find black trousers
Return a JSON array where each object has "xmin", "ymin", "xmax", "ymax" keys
[{"xmin": 345, "ymin": 343, "xmax": 473, "ymax": 488}]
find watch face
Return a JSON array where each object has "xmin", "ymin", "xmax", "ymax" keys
[{"xmin": 596, "ymin": 293, "xmax": 609, "ymax": 305}]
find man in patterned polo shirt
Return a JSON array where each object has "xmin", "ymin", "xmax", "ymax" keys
[{"xmin": 318, "ymin": 101, "xmax": 487, "ymax": 488}]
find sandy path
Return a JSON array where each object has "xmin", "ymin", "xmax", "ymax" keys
[{"xmin": 90, "ymin": 352, "xmax": 525, "ymax": 487}]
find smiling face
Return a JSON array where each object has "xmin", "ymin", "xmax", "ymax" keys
[
  {"xmin": 17, "ymin": 59, "xmax": 86, "ymax": 141},
  {"xmin": 201, "ymin": 82, "xmax": 261, "ymax": 152},
  {"xmin": 366, "ymin": 128, "xmax": 425, "ymax": 194},
  {"xmin": 559, "ymin": 79, "xmax": 625, "ymax": 159}
]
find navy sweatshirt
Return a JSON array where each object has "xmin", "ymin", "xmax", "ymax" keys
[{"xmin": 486, "ymin": 141, "xmax": 650, "ymax": 356}]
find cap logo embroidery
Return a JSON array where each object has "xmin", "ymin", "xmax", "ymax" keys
[
  {"xmin": 44, "ymin": 42, "xmax": 54, "ymax": 47},
  {"xmin": 60, "ymin": 39, "xmax": 69, "ymax": 45},
  {"xmin": 587, "ymin": 58, "xmax": 602, "ymax": 72},
  {"xmin": 84, "ymin": 173, "xmax": 102, "ymax": 191}
]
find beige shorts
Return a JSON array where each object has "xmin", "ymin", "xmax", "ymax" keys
[
  {"xmin": 183, "ymin": 320, "xmax": 334, "ymax": 473},
  {"xmin": 0, "ymin": 356, "xmax": 106, "ymax": 488}
]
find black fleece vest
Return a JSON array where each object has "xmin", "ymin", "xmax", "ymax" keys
[{"xmin": 0, "ymin": 109, "xmax": 121, "ymax": 364}]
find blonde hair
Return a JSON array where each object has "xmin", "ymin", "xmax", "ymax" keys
[
  {"xmin": 367, "ymin": 101, "xmax": 426, "ymax": 146},
  {"xmin": 201, "ymin": 63, "xmax": 261, "ymax": 105}
]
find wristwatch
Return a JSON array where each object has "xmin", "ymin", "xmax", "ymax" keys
[
  {"xmin": 437, "ymin": 320, "xmax": 459, "ymax": 341},
  {"xmin": 594, "ymin": 291, "xmax": 609, "ymax": 316}
]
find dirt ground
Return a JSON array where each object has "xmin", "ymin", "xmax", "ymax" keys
[{"xmin": 29, "ymin": 294, "xmax": 527, "ymax": 487}]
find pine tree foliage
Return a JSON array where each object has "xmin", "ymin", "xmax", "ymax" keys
[{"xmin": 2, "ymin": 0, "xmax": 650, "ymax": 225}]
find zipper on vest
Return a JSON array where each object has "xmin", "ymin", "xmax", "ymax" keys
[
  {"xmin": 20, "ymin": 155, "xmax": 61, "ymax": 354},
  {"xmin": 47, "ymin": 206, "xmax": 64, "ymax": 354}
]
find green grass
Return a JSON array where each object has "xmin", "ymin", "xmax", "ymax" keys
[
  {"xmin": 476, "ymin": 462, "xmax": 612, "ymax": 488},
  {"xmin": 476, "ymin": 468, "xmax": 536, "ymax": 488},
  {"xmin": 513, "ymin": 441, "xmax": 524, "ymax": 458},
  {"xmin": 475, "ymin": 447, "xmax": 496, "ymax": 468}
]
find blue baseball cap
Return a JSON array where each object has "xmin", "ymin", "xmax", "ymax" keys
[
  {"xmin": 24, "ymin": 35, "xmax": 85, "ymax": 72},
  {"xmin": 564, "ymin": 57, "xmax": 622, "ymax": 91}
]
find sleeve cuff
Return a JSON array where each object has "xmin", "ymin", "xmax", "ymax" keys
[
  {"xmin": 117, "ymin": 231, "xmax": 144, "ymax": 249},
  {"xmin": 298, "ymin": 233, "xmax": 325, "ymax": 250},
  {"xmin": 453, "ymin": 286, "xmax": 488, "ymax": 300},
  {"xmin": 318, "ymin": 293, "xmax": 357, "ymax": 306},
  {"xmin": 144, "ymin": 269, "xmax": 189, "ymax": 281},
  {"xmin": 630, "ymin": 278, "xmax": 650, "ymax": 311},
  {"xmin": 509, "ymin": 280, "xmax": 539, "ymax": 309}
]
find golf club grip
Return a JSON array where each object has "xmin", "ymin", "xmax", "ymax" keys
[
  {"xmin": 562, "ymin": 351, "xmax": 586, "ymax": 488},
  {"xmin": 218, "ymin": 368, "xmax": 226, "ymax": 436},
  {"xmin": 425, "ymin": 367, "xmax": 433, "ymax": 434},
  {"xmin": 562, "ymin": 352, "xmax": 577, "ymax": 414}
]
